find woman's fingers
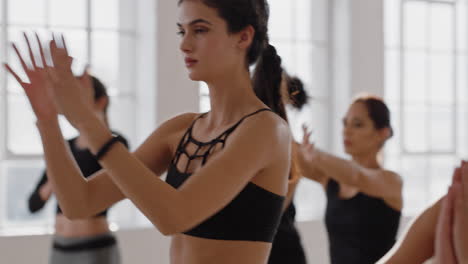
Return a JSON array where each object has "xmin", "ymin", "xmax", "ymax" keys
[
  {"xmin": 4, "ymin": 63, "xmax": 25, "ymax": 86},
  {"xmin": 60, "ymin": 33, "xmax": 69, "ymax": 55},
  {"xmin": 435, "ymin": 187, "xmax": 456, "ymax": 262},
  {"xmin": 453, "ymin": 167, "xmax": 462, "ymax": 185},
  {"xmin": 12, "ymin": 43, "xmax": 31, "ymax": 72},
  {"xmin": 461, "ymin": 162, "xmax": 468, "ymax": 207},
  {"xmin": 35, "ymin": 32, "xmax": 48, "ymax": 68},
  {"xmin": 23, "ymin": 32, "xmax": 37, "ymax": 69}
]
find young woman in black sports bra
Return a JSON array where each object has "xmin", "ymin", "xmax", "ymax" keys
[
  {"xmin": 6, "ymin": 0, "xmax": 292, "ymax": 263},
  {"xmin": 296, "ymin": 95, "xmax": 403, "ymax": 264}
]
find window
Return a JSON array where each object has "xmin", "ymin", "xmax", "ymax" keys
[
  {"xmin": 199, "ymin": 0, "xmax": 331, "ymax": 221},
  {"xmin": 385, "ymin": 0, "xmax": 467, "ymax": 215},
  {"xmin": 0, "ymin": 0, "xmax": 154, "ymax": 233}
]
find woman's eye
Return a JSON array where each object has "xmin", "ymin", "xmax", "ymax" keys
[{"xmin": 194, "ymin": 28, "xmax": 208, "ymax": 34}]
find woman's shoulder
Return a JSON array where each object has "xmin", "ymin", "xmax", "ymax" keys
[
  {"xmin": 240, "ymin": 109, "xmax": 290, "ymax": 139},
  {"xmin": 381, "ymin": 169, "xmax": 403, "ymax": 186},
  {"xmin": 157, "ymin": 112, "xmax": 203, "ymax": 135}
]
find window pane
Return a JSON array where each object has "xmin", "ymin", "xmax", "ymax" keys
[
  {"xmin": 50, "ymin": 0, "xmax": 87, "ymax": 27},
  {"xmin": 269, "ymin": 0, "xmax": 294, "ymax": 40},
  {"xmin": 429, "ymin": 106, "xmax": 454, "ymax": 152},
  {"xmin": 118, "ymin": 34, "xmax": 136, "ymax": 94},
  {"xmin": 403, "ymin": 50, "xmax": 426, "ymax": 104},
  {"xmin": 2, "ymin": 161, "xmax": 55, "ymax": 226},
  {"xmin": 385, "ymin": 49, "xmax": 400, "ymax": 103},
  {"xmin": 429, "ymin": 3, "xmax": 454, "ymax": 52},
  {"xmin": 92, "ymin": 0, "xmax": 119, "ymax": 29},
  {"xmin": 401, "ymin": 156, "xmax": 429, "ymax": 215},
  {"xmin": 294, "ymin": 43, "xmax": 314, "ymax": 87},
  {"xmin": 403, "ymin": 104, "xmax": 428, "ymax": 152},
  {"xmin": 428, "ymin": 156, "xmax": 456, "ymax": 199},
  {"xmin": 108, "ymin": 96, "xmax": 136, "ymax": 148},
  {"xmin": 457, "ymin": 0, "xmax": 467, "ymax": 52},
  {"xmin": 119, "ymin": 0, "xmax": 137, "ymax": 32},
  {"xmin": 91, "ymin": 31, "xmax": 119, "ymax": 95},
  {"xmin": 296, "ymin": 0, "xmax": 313, "ymax": 41},
  {"xmin": 385, "ymin": 0, "xmax": 401, "ymax": 47},
  {"xmin": 457, "ymin": 55, "xmax": 468, "ymax": 102},
  {"xmin": 309, "ymin": 46, "xmax": 328, "ymax": 98},
  {"xmin": 404, "ymin": 1, "xmax": 428, "ymax": 49},
  {"xmin": 8, "ymin": 0, "xmax": 47, "ymax": 25},
  {"xmin": 7, "ymin": 95, "xmax": 42, "ymax": 155},
  {"xmin": 429, "ymin": 54, "xmax": 454, "ymax": 104}
]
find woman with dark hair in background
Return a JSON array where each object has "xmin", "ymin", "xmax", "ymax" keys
[
  {"xmin": 296, "ymin": 95, "xmax": 403, "ymax": 264},
  {"xmin": 268, "ymin": 73, "xmax": 309, "ymax": 264},
  {"xmin": 27, "ymin": 71, "xmax": 128, "ymax": 264},
  {"xmin": 7, "ymin": 0, "xmax": 292, "ymax": 263}
]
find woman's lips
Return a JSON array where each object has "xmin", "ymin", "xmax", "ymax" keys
[
  {"xmin": 344, "ymin": 139, "xmax": 352, "ymax": 147},
  {"xmin": 185, "ymin": 58, "xmax": 198, "ymax": 68}
]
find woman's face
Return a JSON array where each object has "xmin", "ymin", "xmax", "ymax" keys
[
  {"xmin": 342, "ymin": 102, "xmax": 387, "ymax": 156},
  {"xmin": 177, "ymin": 0, "xmax": 247, "ymax": 82}
]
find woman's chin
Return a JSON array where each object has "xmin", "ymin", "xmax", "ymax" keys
[{"xmin": 188, "ymin": 72, "xmax": 203, "ymax": 82}]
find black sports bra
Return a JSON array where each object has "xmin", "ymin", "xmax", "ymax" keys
[{"xmin": 166, "ymin": 108, "xmax": 285, "ymax": 242}]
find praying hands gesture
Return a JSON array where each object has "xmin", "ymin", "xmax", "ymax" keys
[{"xmin": 434, "ymin": 161, "xmax": 468, "ymax": 264}]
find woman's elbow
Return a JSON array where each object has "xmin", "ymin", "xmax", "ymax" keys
[{"xmin": 150, "ymin": 212, "xmax": 190, "ymax": 236}]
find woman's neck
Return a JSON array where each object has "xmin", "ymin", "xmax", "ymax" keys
[{"xmin": 204, "ymin": 68, "xmax": 264, "ymax": 128}]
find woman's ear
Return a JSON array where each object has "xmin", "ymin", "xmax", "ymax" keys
[
  {"xmin": 237, "ymin": 25, "xmax": 255, "ymax": 50},
  {"xmin": 379, "ymin": 127, "xmax": 392, "ymax": 142}
]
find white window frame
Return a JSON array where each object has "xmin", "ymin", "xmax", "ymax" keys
[{"xmin": 0, "ymin": 0, "xmax": 156, "ymax": 234}]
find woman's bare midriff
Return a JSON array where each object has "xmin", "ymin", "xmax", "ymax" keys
[
  {"xmin": 55, "ymin": 214, "xmax": 110, "ymax": 237},
  {"xmin": 170, "ymin": 234, "xmax": 272, "ymax": 264}
]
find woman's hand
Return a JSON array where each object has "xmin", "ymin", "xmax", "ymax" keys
[
  {"xmin": 297, "ymin": 124, "xmax": 321, "ymax": 163},
  {"xmin": 46, "ymin": 34, "xmax": 95, "ymax": 128},
  {"xmin": 39, "ymin": 181, "xmax": 54, "ymax": 201},
  {"xmin": 434, "ymin": 169, "xmax": 458, "ymax": 264},
  {"xmin": 5, "ymin": 32, "xmax": 58, "ymax": 122},
  {"xmin": 453, "ymin": 161, "xmax": 468, "ymax": 263},
  {"xmin": 434, "ymin": 161, "xmax": 468, "ymax": 264}
]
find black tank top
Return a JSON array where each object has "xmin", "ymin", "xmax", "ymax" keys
[
  {"xmin": 325, "ymin": 179, "xmax": 401, "ymax": 264},
  {"xmin": 165, "ymin": 109, "xmax": 285, "ymax": 242}
]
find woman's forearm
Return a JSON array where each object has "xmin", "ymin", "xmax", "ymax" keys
[
  {"xmin": 76, "ymin": 113, "xmax": 183, "ymax": 235},
  {"xmin": 313, "ymin": 149, "xmax": 361, "ymax": 185},
  {"xmin": 378, "ymin": 199, "xmax": 441, "ymax": 264},
  {"xmin": 37, "ymin": 118, "xmax": 89, "ymax": 218}
]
